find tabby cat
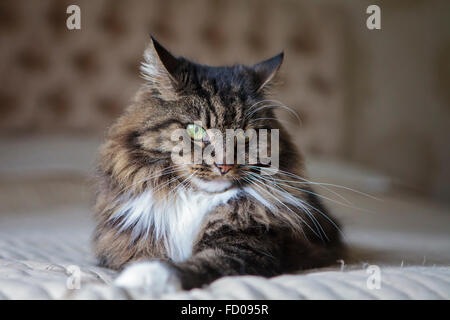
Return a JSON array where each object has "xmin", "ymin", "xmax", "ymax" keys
[{"xmin": 93, "ymin": 37, "xmax": 344, "ymax": 293}]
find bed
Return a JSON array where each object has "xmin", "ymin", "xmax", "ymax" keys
[{"xmin": 0, "ymin": 136, "xmax": 449, "ymax": 299}]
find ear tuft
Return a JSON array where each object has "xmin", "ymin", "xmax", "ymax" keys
[
  {"xmin": 141, "ymin": 36, "xmax": 181, "ymax": 100},
  {"xmin": 252, "ymin": 52, "xmax": 284, "ymax": 92}
]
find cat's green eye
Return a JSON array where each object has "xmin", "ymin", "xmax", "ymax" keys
[{"xmin": 186, "ymin": 124, "xmax": 206, "ymax": 140}]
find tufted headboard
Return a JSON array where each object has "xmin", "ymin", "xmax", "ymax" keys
[{"xmin": 0, "ymin": 0, "xmax": 347, "ymax": 157}]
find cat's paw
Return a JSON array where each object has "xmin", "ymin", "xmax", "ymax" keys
[{"xmin": 114, "ymin": 260, "xmax": 182, "ymax": 296}]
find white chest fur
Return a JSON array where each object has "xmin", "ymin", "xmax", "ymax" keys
[{"xmin": 113, "ymin": 187, "xmax": 239, "ymax": 262}]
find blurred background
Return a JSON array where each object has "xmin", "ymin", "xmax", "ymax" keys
[{"xmin": 0, "ymin": 0, "xmax": 449, "ymax": 264}]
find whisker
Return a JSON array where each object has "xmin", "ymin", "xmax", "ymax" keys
[
  {"xmin": 153, "ymin": 171, "xmax": 190, "ymax": 195},
  {"xmin": 248, "ymin": 117, "xmax": 291, "ymax": 126},
  {"xmin": 168, "ymin": 170, "xmax": 197, "ymax": 198},
  {"xmin": 247, "ymin": 171, "xmax": 354, "ymax": 209},
  {"xmin": 248, "ymin": 165, "xmax": 347, "ymax": 203},
  {"xmin": 245, "ymin": 173, "xmax": 326, "ymax": 240},
  {"xmin": 105, "ymin": 164, "xmax": 186, "ymax": 210},
  {"xmin": 246, "ymin": 99, "xmax": 280, "ymax": 111},
  {"xmin": 245, "ymin": 101, "xmax": 302, "ymax": 125},
  {"xmin": 249, "ymin": 165, "xmax": 381, "ymax": 203},
  {"xmin": 242, "ymin": 175, "xmax": 319, "ymax": 239},
  {"xmin": 247, "ymin": 171, "xmax": 344, "ymax": 238}
]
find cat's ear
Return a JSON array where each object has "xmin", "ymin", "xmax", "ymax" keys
[
  {"xmin": 141, "ymin": 36, "xmax": 182, "ymax": 100},
  {"xmin": 251, "ymin": 52, "xmax": 284, "ymax": 92}
]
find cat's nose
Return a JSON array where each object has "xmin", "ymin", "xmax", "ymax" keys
[{"xmin": 214, "ymin": 163, "xmax": 233, "ymax": 175}]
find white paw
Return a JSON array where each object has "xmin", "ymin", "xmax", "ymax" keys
[{"xmin": 114, "ymin": 261, "xmax": 182, "ymax": 295}]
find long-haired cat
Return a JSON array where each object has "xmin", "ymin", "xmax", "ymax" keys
[{"xmin": 93, "ymin": 36, "xmax": 344, "ymax": 293}]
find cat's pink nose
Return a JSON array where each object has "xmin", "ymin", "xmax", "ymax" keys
[{"xmin": 215, "ymin": 163, "xmax": 233, "ymax": 175}]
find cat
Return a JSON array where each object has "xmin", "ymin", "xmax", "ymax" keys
[{"xmin": 92, "ymin": 36, "xmax": 344, "ymax": 294}]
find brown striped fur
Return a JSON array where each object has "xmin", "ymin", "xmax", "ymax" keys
[{"xmin": 93, "ymin": 37, "xmax": 344, "ymax": 289}]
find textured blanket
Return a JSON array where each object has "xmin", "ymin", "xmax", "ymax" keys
[
  {"xmin": 1, "ymin": 194, "xmax": 448, "ymax": 299},
  {"xmin": 0, "ymin": 138, "xmax": 449, "ymax": 299},
  {"xmin": 1, "ymin": 233, "xmax": 449, "ymax": 299}
]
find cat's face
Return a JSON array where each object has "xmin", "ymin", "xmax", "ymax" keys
[{"xmin": 116, "ymin": 37, "xmax": 284, "ymax": 193}]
